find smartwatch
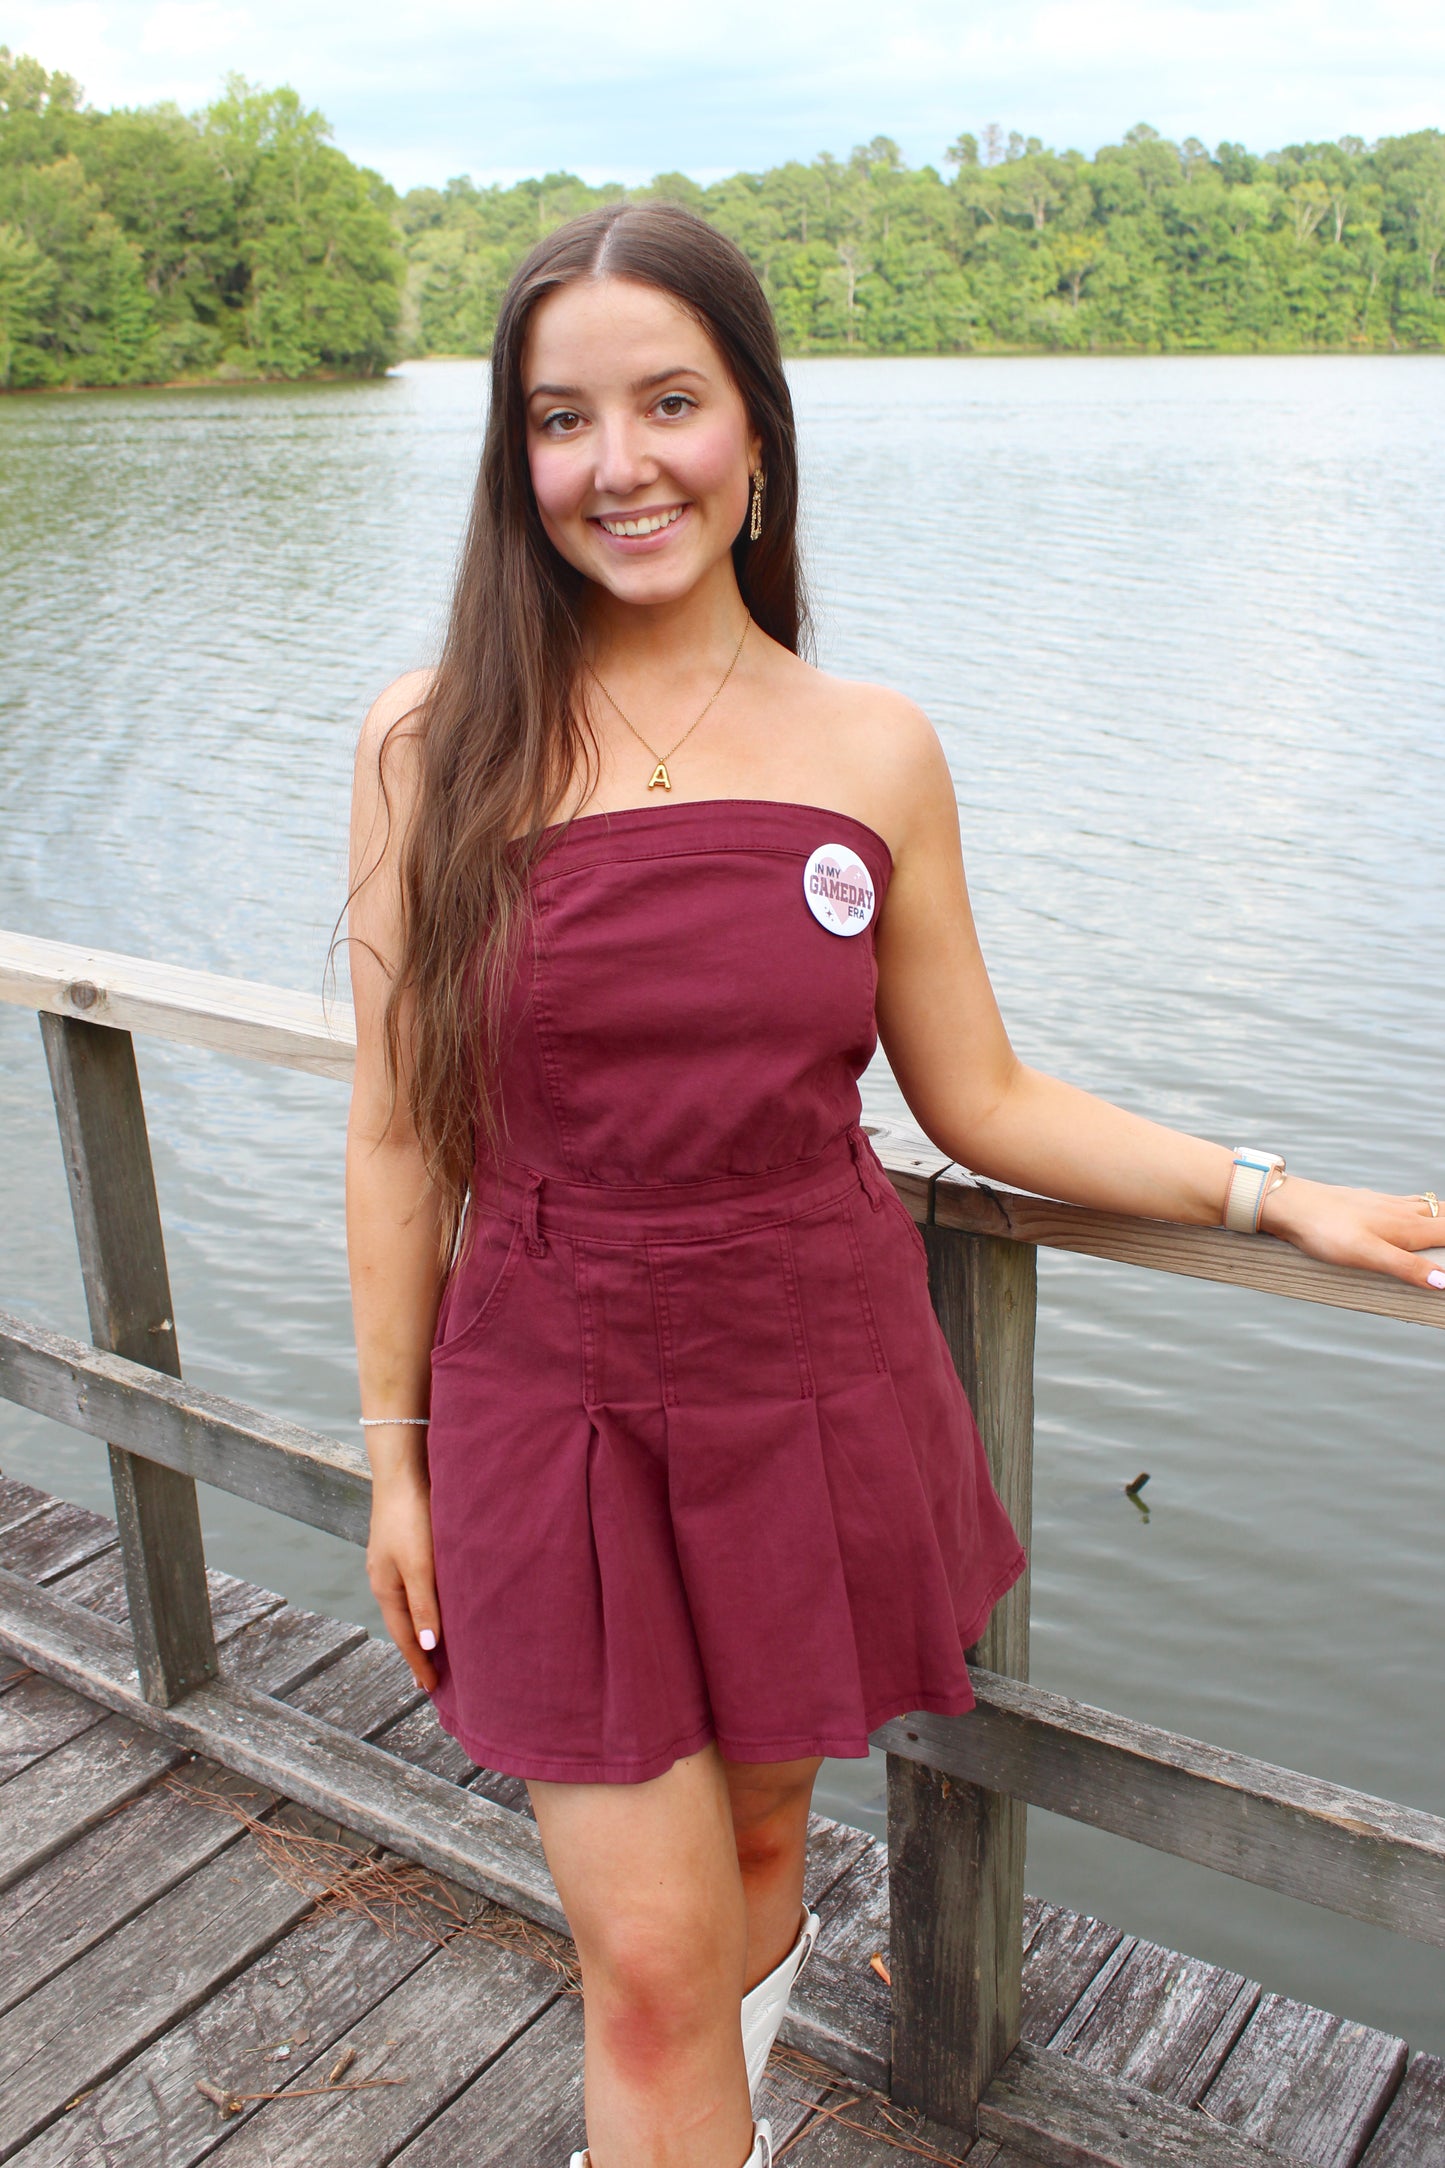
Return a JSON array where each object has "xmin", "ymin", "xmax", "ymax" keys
[{"xmin": 1224, "ymin": 1148, "xmax": 1286, "ymax": 1234}]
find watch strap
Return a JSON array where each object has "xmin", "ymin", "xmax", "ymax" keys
[{"xmin": 1224, "ymin": 1148, "xmax": 1286, "ymax": 1234}]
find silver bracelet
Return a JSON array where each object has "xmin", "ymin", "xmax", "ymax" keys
[{"xmin": 359, "ymin": 1416, "xmax": 430, "ymax": 1428}]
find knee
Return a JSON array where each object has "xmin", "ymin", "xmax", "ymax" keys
[
  {"xmin": 732, "ymin": 1809, "xmax": 793, "ymax": 1881},
  {"xmin": 730, "ymin": 1778, "xmax": 811, "ymax": 1880},
  {"xmin": 583, "ymin": 1909, "xmax": 743, "ymax": 2081}
]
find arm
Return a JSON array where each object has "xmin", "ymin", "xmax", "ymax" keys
[
  {"xmin": 345, "ymin": 670, "xmax": 447, "ymax": 1691},
  {"xmin": 874, "ymin": 713, "xmax": 1442, "ymax": 1292}
]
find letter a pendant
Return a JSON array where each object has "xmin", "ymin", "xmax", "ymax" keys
[{"xmin": 647, "ymin": 762, "xmax": 672, "ymax": 791}]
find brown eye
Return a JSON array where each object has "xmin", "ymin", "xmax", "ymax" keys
[
  {"xmin": 544, "ymin": 409, "xmax": 582, "ymax": 434},
  {"xmin": 656, "ymin": 393, "xmax": 694, "ymax": 418}
]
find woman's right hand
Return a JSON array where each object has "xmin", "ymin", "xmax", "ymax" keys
[{"xmin": 367, "ymin": 1470, "xmax": 442, "ymax": 1692}]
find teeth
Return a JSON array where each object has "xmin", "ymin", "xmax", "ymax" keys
[{"xmin": 599, "ymin": 507, "xmax": 684, "ymax": 537}]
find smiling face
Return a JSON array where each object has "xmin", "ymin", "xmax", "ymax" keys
[{"xmin": 522, "ymin": 276, "xmax": 761, "ymax": 610}]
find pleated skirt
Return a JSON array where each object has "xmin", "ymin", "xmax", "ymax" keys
[{"xmin": 426, "ymin": 1127, "xmax": 1027, "ymax": 1784}]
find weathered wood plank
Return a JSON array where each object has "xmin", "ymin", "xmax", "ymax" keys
[
  {"xmin": 282, "ymin": 1634, "xmax": 427, "ymax": 1740},
  {"xmin": 195, "ymin": 1935, "xmax": 560, "ymax": 2166},
  {"xmin": 0, "ymin": 1310, "xmax": 372, "ymax": 1546},
  {"xmin": 1020, "ymin": 1902, "xmax": 1129, "ymax": 2047},
  {"xmin": 373, "ymin": 1698, "xmax": 479, "ymax": 1786},
  {"xmin": 0, "ymin": 1801, "xmax": 348, "ymax": 2157},
  {"xmin": 223, "ymin": 1599, "xmax": 369, "ymax": 1698},
  {"xmin": 804, "ymin": 1812, "xmax": 879, "ymax": 1913},
  {"xmin": 755, "ymin": 2060, "xmax": 856, "ymax": 2151},
  {"xmin": 7, "ymin": 1900, "xmax": 438, "ymax": 2168},
  {"xmin": 0, "ymin": 1497, "xmax": 117, "ymax": 1581},
  {"xmin": 1200, "ymin": 1993, "xmax": 1408, "ymax": 2168},
  {"xmin": 0, "ymin": 1563, "xmax": 565, "ymax": 1932},
  {"xmin": 1049, "ymin": 1940, "xmax": 1259, "ymax": 2105},
  {"xmin": 776, "ymin": 2083, "xmax": 981, "ymax": 2164},
  {"xmin": 980, "ymin": 2039, "xmax": 1297, "ymax": 2168},
  {"xmin": 1360, "ymin": 2052, "xmax": 1445, "ymax": 2168},
  {"xmin": 888, "ymin": 1753, "xmax": 1023, "ymax": 2130},
  {"xmin": 924, "ymin": 1226, "xmax": 1035, "ymax": 1681},
  {"xmin": 467, "ymin": 1762, "xmax": 535, "ymax": 1815},
  {"xmin": 53, "ymin": 1547, "xmax": 285, "ymax": 1644},
  {"xmin": 861, "ymin": 1122, "xmax": 954, "ymax": 1227},
  {"xmin": 0, "ymin": 1473, "xmax": 50, "ymax": 1537},
  {"xmin": 791, "ymin": 1835, "xmax": 892, "ymax": 2090},
  {"xmin": 0, "ymin": 928, "xmax": 355, "ymax": 1079},
  {"xmin": 0, "ymin": 1712, "xmax": 182, "ymax": 1890},
  {"xmin": 40, "ymin": 1012, "xmax": 217, "ymax": 1703},
  {"xmin": 888, "ymin": 1225, "xmax": 1035, "ymax": 2129},
  {"xmin": 931, "ymin": 1167, "xmax": 1445, "ymax": 1332},
  {"xmin": 0, "ymin": 1667, "xmax": 107, "ymax": 1782},
  {"xmin": 0, "ymin": 1760, "xmax": 261, "ymax": 2018},
  {"xmin": 875, "ymin": 1676, "xmax": 1445, "ymax": 1947},
  {"xmin": 386, "ymin": 1989, "xmax": 584, "ymax": 2167}
]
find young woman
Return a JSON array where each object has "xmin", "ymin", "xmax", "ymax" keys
[{"xmin": 345, "ymin": 203, "xmax": 1442, "ymax": 2168}]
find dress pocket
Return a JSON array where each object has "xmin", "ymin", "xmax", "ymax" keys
[
  {"xmin": 431, "ymin": 1212, "xmax": 523, "ymax": 1367},
  {"xmin": 895, "ymin": 1193, "xmax": 931, "ymax": 1269}
]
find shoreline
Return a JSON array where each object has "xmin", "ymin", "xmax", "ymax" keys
[{"xmin": 2, "ymin": 339, "xmax": 1433, "ymax": 399}]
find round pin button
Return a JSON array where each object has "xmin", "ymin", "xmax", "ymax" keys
[{"xmin": 803, "ymin": 844, "xmax": 876, "ymax": 937}]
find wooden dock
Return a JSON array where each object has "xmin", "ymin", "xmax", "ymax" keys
[
  {"xmin": 2, "ymin": 1473, "xmax": 1439, "ymax": 2168},
  {"xmin": 0, "ymin": 928, "xmax": 1442, "ymax": 2165}
]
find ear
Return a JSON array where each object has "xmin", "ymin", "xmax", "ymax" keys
[{"xmin": 747, "ymin": 422, "xmax": 764, "ymax": 475}]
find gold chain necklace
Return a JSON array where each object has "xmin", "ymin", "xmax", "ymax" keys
[{"xmin": 586, "ymin": 614, "xmax": 751, "ymax": 792}]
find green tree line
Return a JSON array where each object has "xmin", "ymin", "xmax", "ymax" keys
[
  {"xmin": 0, "ymin": 50, "xmax": 401, "ymax": 387},
  {"xmin": 405, "ymin": 124, "xmax": 1445, "ymax": 358},
  {"xmin": 3, "ymin": 49, "xmax": 1443, "ymax": 390}
]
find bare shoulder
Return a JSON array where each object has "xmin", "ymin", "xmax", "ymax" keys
[
  {"xmin": 780, "ymin": 655, "xmax": 954, "ymax": 856},
  {"xmin": 355, "ymin": 667, "xmax": 435, "ymax": 784},
  {"xmin": 350, "ymin": 668, "xmax": 435, "ymax": 880}
]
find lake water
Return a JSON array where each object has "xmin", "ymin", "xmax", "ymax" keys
[{"xmin": 1, "ymin": 355, "xmax": 1441, "ymax": 2050}]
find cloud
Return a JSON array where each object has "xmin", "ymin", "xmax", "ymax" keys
[
  {"xmin": 7, "ymin": 0, "xmax": 1443, "ymax": 189},
  {"xmin": 141, "ymin": 2, "xmax": 254, "ymax": 61}
]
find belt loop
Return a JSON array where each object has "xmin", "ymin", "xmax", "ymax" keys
[
  {"xmin": 848, "ymin": 1124, "xmax": 886, "ymax": 1211},
  {"xmin": 523, "ymin": 1171, "xmax": 548, "ymax": 1256}
]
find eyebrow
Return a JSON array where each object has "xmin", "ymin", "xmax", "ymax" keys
[{"xmin": 526, "ymin": 366, "xmax": 708, "ymax": 402}]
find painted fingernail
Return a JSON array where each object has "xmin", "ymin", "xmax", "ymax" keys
[
  {"xmin": 418, "ymin": 1628, "xmax": 437, "ymax": 1651},
  {"xmin": 1428, "ymin": 1271, "xmax": 1445, "ymax": 1290}
]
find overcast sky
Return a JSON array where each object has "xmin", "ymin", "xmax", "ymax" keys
[{"xmin": 9, "ymin": 0, "xmax": 1444, "ymax": 192}]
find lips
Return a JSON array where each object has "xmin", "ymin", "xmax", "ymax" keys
[{"xmin": 594, "ymin": 505, "xmax": 687, "ymax": 538}]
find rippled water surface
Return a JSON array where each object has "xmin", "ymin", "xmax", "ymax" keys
[{"xmin": 2, "ymin": 356, "xmax": 1441, "ymax": 2048}]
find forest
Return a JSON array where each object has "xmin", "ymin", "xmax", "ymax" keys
[{"xmin": 3, "ymin": 48, "xmax": 1443, "ymax": 390}]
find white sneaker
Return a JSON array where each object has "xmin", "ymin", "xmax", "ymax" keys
[
  {"xmin": 570, "ymin": 2120, "xmax": 771, "ymax": 2167},
  {"xmin": 740, "ymin": 1908, "xmax": 821, "ymax": 2102}
]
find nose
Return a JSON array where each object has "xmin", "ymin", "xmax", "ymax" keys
[{"xmin": 590, "ymin": 411, "xmax": 656, "ymax": 502}]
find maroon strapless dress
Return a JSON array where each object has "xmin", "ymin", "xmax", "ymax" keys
[{"xmin": 426, "ymin": 800, "xmax": 1025, "ymax": 1783}]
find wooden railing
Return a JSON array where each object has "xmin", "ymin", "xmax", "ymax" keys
[{"xmin": 1, "ymin": 927, "xmax": 1441, "ymax": 2135}]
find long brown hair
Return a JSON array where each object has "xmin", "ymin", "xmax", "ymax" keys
[{"xmin": 379, "ymin": 201, "xmax": 810, "ymax": 1256}]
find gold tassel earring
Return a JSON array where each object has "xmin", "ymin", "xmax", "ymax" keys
[{"xmin": 749, "ymin": 469, "xmax": 764, "ymax": 542}]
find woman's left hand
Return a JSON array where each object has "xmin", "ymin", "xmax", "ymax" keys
[{"xmin": 1260, "ymin": 1178, "xmax": 1445, "ymax": 1293}]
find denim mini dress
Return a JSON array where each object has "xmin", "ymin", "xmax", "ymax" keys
[{"xmin": 426, "ymin": 800, "xmax": 1026, "ymax": 1783}]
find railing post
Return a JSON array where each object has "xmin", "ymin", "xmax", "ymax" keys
[
  {"xmin": 887, "ymin": 1224, "xmax": 1036, "ymax": 2129},
  {"xmin": 39, "ymin": 1012, "xmax": 217, "ymax": 1704}
]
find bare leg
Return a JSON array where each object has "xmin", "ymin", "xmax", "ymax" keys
[
  {"xmin": 529, "ymin": 1744, "xmax": 756, "ymax": 2168},
  {"xmin": 722, "ymin": 1755, "xmax": 822, "ymax": 1990}
]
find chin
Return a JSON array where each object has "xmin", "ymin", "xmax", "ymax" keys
[{"xmin": 593, "ymin": 560, "xmax": 706, "ymax": 604}]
